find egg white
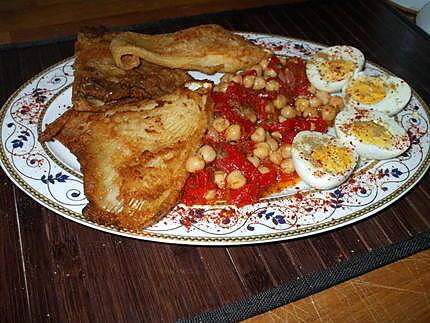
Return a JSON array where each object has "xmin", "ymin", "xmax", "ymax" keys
[
  {"xmin": 292, "ymin": 131, "xmax": 359, "ymax": 190},
  {"xmin": 342, "ymin": 72, "xmax": 411, "ymax": 116},
  {"xmin": 335, "ymin": 109, "xmax": 410, "ymax": 160},
  {"xmin": 306, "ymin": 45, "xmax": 365, "ymax": 93}
]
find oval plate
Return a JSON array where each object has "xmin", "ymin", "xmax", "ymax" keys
[{"xmin": 1, "ymin": 33, "xmax": 429, "ymax": 245}]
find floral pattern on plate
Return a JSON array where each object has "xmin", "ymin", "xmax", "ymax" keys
[{"xmin": 1, "ymin": 34, "xmax": 429, "ymax": 245}]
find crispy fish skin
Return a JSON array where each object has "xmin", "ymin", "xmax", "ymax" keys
[
  {"xmin": 110, "ymin": 24, "xmax": 270, "ymax": 74},
  {"xmin": 73, "ymin": 28, "xmax": 191, "ymax": 112},
  {"xmin": 40, "ymin": 88, "xmax": 211, "ymax": 230}
]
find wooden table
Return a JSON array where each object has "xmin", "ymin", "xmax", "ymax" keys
[{"xmin": 1, "ymin": 1, "xmax": 429, "ymax": 322}]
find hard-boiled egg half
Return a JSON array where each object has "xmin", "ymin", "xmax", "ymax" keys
[
  {"xmin": 306, "ymin": 45, "xmax": 365, "ymax": 93},
  {"xmin": 292, "ymin": 131, "xmax": 359, "ymax": 190},
  {"xmin": 335, "ymin": 109, "xmax": 410, "ymax": 160},
  {"xmin": 342, "ymin": 72, "xmax": 411, "ymax": 116}
]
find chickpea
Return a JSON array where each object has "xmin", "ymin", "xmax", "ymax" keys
[
  {"xmin": 264, "ymin": 68, "xmax": 277, "ymax": 78},
  {"xmin": 259, "ymin": 58, "xmax": 269, "ymax": 69},
  {"xmin": 309, "ymin": 96, "xmax": 322, "ymax": 108},
  {"xmin": 266, "ymin": 137, "xmax": 279, "ymax": 151},
  {"xmin": 302, "ymin": 107, "xmax": 319, "ymax": 118},
  {"xmin": 221, "ymin": 74, "xmax": 232, "ymax": 83},
  {"xmin": 214, "ymin": 171, "xmax": 227, "ymax": 189},
  {"xmin": 226, "ymin": 170, "xmax": 247, "ymax": 189},
  {"xmin": 230, "ymin": 74, "xmax": 243, "ymax": 84},
  {"xmin": 316, "ymin": 90, "xmax": 330, "ymax": 105},
  {"xmin": 253, "ymin": 142, "xmax": 270, "ymax": 159},
  {"xmin": 243, "ymin": 109, "xmax": 257, "ymax": 123},
  {"xmin": 280, "ymin": 159, "xmax": 295, "ymax": 173},
  {"xmin": 269, "ymin": 150, "xmax": 283, "ymax": 165},
  {"xmin": 185, "ymin": 155, "xmax": 205, "ymax": 173},
  {"xmin": 247, "ymin": 156, "xmax": 260, "ymax": 168},
  {"xmin": 204, "ymin": 189, "xmax": 216, "ymax": 200},
  {"xmin": 251, "ymin": 65, "xmax": 263, "ymax": 76},
  {"xmin": 243, "ymin": 75, "xmax": 256, "ymax": 88},
  {"xmin": 214, "ymin": 83, "xmax": 228, "ymax": 93},
  {"xmin": 251, "ymin": 127, "xmax": 266, "ymax": 143},
  {"xmin": 280, "ymin": 144, "xmax": 292, "ymax": 159},
  {"xmin": 205, "ymin": 127, "xmax": 219, "ymax": 142},
  {"xmin": 265, "ymin": 79, "xmax": 280, "ymax": 91},
  {"xmin": 212, "ymin": 117, "xmax": 230, "ymax": 132},
  {"xmin": 271, "ymin": 131, "xmax": 282, "ymax": 140},
  {"xmin": 310, "ymin": 122, "xmax": 316, "ymax": 131},
  {"xmin": 198, "ymin": 144, "xmax": 216, "ymax": 163},
  {"xmin": 225, "ymin": 124, "xmax": 241, "ymax": 141},
  {"xmin": 279, "ymin": 116, "xmax": 287, "ymax": 122},
  {"xmin": 281, "ymin": 105, "xmax": 297, "ymax": 119},
  {"xmin": 329, "ymin": 95, "xmax": 344, "ymax": 110},
  {"xmin": 258, "ymin": 166, "xmax": 270, "ymax": 174},
  {"xmin": 253, "ymin": 76, "xmax": 266, "ymax": 90},
  {"xmin": 320, "ymin": 105, "xmax": 337, "ymax": 121},
  {"xmin": 274, "ymin": 94, "xmax": 287, "ymax": 109},
  {"xmin": 295, "ymin": 97, "xmax": 310, "ymax": 112},
  {"xmin": 265, "ymin": 102, "xmax": 275, "ymax": 114}
]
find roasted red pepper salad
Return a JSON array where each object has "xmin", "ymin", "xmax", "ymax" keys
[{"xmin": 181, "ymin": 55, "xmax": 345, "ymax": 206}]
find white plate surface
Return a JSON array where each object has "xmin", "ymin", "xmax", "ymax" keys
[{"xmin": 1, "ymin": 34, "xmax": 429, "ymax": 245}]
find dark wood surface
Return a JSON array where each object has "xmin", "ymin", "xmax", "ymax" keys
[
  {"xmin": 1, "ymin": 1, "xmax": 430, "ymax": 322},
  {"xmin": 0, "ymin": 0, "xmax": 302, "ymax": 45}
]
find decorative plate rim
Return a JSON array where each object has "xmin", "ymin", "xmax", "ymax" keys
[{"xmin": 1, "ymin": 34, "xmax": 429, "ymax": 245}]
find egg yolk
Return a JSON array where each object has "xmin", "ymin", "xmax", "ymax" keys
[
  {"xmin": 350, "ymin": 121, "xmax": 394, "ymax": 148},
  {"xmin": 311, "ymin": 145, "xmax": 354, "ymax": 173},
  {"xmin": 319, "ymin": 58, "xmax": 356, "ymax": 82},
  {"xmin": 347, "ymin": 77, "xmax": 386, "ymax": 104}
]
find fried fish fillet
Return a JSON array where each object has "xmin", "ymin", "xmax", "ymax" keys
[
  {"xmin": 110, "ymin": 24, "xmax": 270, "ymax": 74},
  {"xmin": 73, "ymin": 27, "xmax": 191, "ymax": 112},
  {"xmin": 41, "ymin": 88, "xmax": 211, "ymax": 230}
]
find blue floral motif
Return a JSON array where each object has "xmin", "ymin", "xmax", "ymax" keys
[
  {"xmin": 273, "ymin": 215, "xmax": 286, "ymax": 225},
  {"xmin": 11, "ymin": 139, "xmax": 24, "ymax": 148},
  {"xmin": 191, "ymin": 209, "xmax": 204, "ymax": 217},
  {"xmin": 257, "ymin": 210, "xmax": 266, "ymax": 218},
  {"xmin": 32, "ymin": 88, "xmax": 47, "ymax": 103},
  {"xmin": 256, "ymin": 210, "xmax": 286, "ymax": 225},
  {"xmin": 391, "ymin": 168, "xmax": 403, "ymax": 178},
  {"xmin": 329, "ymin": 189, "xmax": 344, "ymax": 208},
  {"xmin": 247, "ymin": 224, "xmax": 255, "ymax": 231},
  {"xmin": 41, "ymin": 172, "xmax": 69, "ymax": 184},
  {"xmin": 292, "ymin": 43, "xmax": 313, "ymax": 55},
  {"xmin": 401, "ymin": 151, "xmax": 410, "ymax": 158},
  {"xmin": 378, "ymin": 168, "xmax": 403, "ymax": 179},
  {"xmin": 407, "ymin": 130, "xmax": 420, "ymax": 145},
  {"xmin": 265, "ymin": 211, "xmax": 275, "ymax": 220},
  {"xmin": 11, "ymin": 130, "xmax": 30, "ymax": 148},
  {"xmin": 378, "ymin": 168, "xmax": 390, "ymax": 178}
]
